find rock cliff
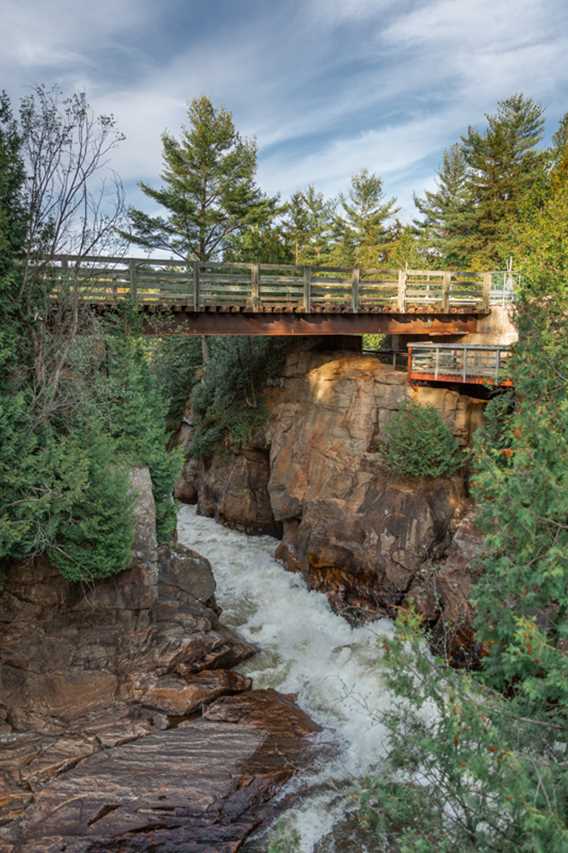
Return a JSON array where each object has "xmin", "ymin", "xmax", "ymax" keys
[
  {"xmin": 176, "ymin": 350, "xmax": 486, "ymax": 647},
  {"xmin": 0, "ymin": 467, "xmax": 319, "ymax": 851}
]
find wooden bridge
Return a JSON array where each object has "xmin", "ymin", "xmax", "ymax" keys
[{"xmin": 37, "ymin": 255, "xmax": 514, "ymax": 337}]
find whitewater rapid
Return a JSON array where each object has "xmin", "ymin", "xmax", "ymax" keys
[{"xmin": 178, "ymin": 505, "xmax": 395, "ymax": 851}]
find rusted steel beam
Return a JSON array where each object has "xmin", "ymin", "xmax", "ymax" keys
[{"xmin": 136, "ymin": 309, "xmax": 478, "ymax": 337}]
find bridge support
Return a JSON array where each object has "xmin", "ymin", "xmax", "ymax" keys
[
  {"xmin": 137, "ymin": 309, "xmax": 479, "ymax": 337},
  {"xmin": 138, "ymin": 306, "xmax": 477, "ymax": 336}
]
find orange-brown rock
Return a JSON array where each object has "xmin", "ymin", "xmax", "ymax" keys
[{"xmin": 175, "ymin": 349, "xmax": 485, "ymax": 636}]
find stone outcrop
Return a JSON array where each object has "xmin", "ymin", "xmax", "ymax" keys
[
  {"xmin": 0, "ymin": 466, "xmax": 319, "ymax": 851},
  {"xmin": 175, "ymin": 350, "xmax": 485, "ymax": 638}
]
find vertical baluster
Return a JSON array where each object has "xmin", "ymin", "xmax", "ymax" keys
[
  {"xmin": 193, "ymin": 261, "xmax": 200, "ymax": 311},
  {"xmin": 251, "ymin": 263, "xmax": 260, "ymax": 309},
  {"xmin": 442, "ymin": 271, "xmax": 450, "ymax": 312},
  {"xmin": 129, "ymin": 260, "xmax": 137, "ymax": 303},
  {"xmin": 398, "ymin": 268, "xmax": 407, "ymax": 312},
  {"xmin": 351, "ymin": 267, "xmax": 360, "ymax": 312},
  {"xmin": 482, "ymin": 272, "xmax": 492, "ymax": 311},
  {"xmin": 303, "ymin": 267, "xmax": 312, "ymax": 312}
]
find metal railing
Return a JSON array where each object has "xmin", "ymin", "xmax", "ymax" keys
[{"xmin": 408, "ymin": 342, "xmax": 512, "ymax": 386}]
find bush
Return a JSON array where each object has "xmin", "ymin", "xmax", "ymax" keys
[
  {"xmin": 471, "ymin": 301, "xmax": 568, "ymax": 710},
  {"xmin": 357, "ymin": 610, "xmax": 568, "ymax": 852},
  {"xmin": 94, "ymin": 339, "xmax": 183, "ymax": 543},
  {"xmin": 49, "ymin": 425, "xmax": 134, "ymax": 583},
  {"xmin": 380, "ymin": 400, "xmax": 464, "ymax": 478}
]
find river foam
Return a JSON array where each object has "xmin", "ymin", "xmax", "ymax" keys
[{"xmin": 178, "ymin": 505, "xmax": 395, "ymax": 851}]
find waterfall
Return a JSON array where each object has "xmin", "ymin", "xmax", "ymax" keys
[{"xmin": 178, "ymin": 505, "xmax": 396, "ymax": 851}]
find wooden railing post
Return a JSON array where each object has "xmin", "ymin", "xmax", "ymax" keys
[
  {"xmin": 303, "ymin": 267, "xmax": 312, "ymax": 312},
  {"xmin": 351, "ymin": 267, "xmax": 360, "ymax": 312},
  {"xmin": 442, "ymin": 271, "xmax": 451, "ymax": 312},
  {"xmin": 193, "ymin": 261, "xmax": 200, "ymax": 310},
  {"xmin": 397, "ymin": 268, "xmax": 407, "ymax": 312},
  {"xmin": 251, "ymin": 263, "xmax": 260, "ymax": 309},
  {"xmin": 129, "ymin": 260, "xmax": 137, "ymax": 301},
  {"xmin": 482, "ymin": 272, "xmax": 492, "ymax": 311}
]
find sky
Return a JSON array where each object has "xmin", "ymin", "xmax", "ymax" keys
[{"xmin": 2, "ymin": 0, "xmax": 568, "ymax": 221}]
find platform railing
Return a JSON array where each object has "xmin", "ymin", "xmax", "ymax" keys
[{"xmin": 407, "ymin": 342, "xmax": 512, "ymax": 386}]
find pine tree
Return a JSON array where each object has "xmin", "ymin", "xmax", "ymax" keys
[
  {"xmin": 281, "ymin": 186, "xmax": 335, "ymax": 265},
  {"xmin": 461, "ymin": 94, "xmax": 546, "ymax": 267},
  {"xmin": 413, "ymin": 144, "xmax": 471, "ymax": 267},
  {"xmin": 123, "ymin": 96, "xmax": 275, "ymax": 261},
  {"xmin": 332, "ymin": 170, "xmax": 398, "ymax": 269}
]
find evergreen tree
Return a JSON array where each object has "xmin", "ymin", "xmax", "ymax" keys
[
  {"xmin": 281, "ymin": 186, "xmax": 335, "ymax": 265},
  {"xmin": 552, "ymin": 112, "xmax": 568, "ymax": 167},
  {"xmin": 95, "ymin": 339, "xmax": 183, "ymax": 542},
  {"xmin": 461, "ymin": 94, "xmax": 546, "ymax": 266},
  {"xmin": 123, "ymin": 96, "xmax": 275, "ymax": 261},
  {"xmin": 332, "ymin": 169, "xmax": 398, "ymax": 269},
  {"xmin": 223, "ymin": 219, "xmax": 291, "ymax": 264},
  {"xmin": 413, "ymin": 144, "xmax": 471, "ymax": 267}
]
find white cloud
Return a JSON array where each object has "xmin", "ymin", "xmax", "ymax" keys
[{"xmin": 2, "ymin": 0, "xmax": 567, "ymax": 224}]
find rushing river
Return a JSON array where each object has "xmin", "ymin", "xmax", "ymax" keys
[{"xmin": 178, "ymin": 505, "xmax": 395, "ymax": 851}]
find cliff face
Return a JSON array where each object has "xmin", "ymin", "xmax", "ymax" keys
[{"xmin": 177, "ymin": 350, "xmax": 485, "ymax": 647}]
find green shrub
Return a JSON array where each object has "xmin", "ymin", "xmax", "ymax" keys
[
  {"xmin": 94, "ymin": 339, "xmax": 183, "ymax": 543},
  {"xmin": 49, "ymin": 426, "xmax": 134, "ymax": 583},
  {"xmin": 0, "ymin": 390, "xmax": 90, "ymax": 561},
  {"xmin": 357, "ymin": 610, "xmax": 568, "ymax": 852},
  {"xmin": 472, "ymin": 301, "xmax": 568, "ymax": 710},
  {"xmin": 380, "ymin": 400, "xmax": 464, "ymax": 478}
]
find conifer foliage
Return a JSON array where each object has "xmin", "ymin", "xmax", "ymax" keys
[
  {"xmin": 333, "ymin": 169, "xmax": 399, "ymax": 268},
  {"xmin": 123, "ymin": 96, "xmax": 276, "ymax": 261}
]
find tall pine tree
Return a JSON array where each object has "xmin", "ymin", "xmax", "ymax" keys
[
  {"xmin": 332, "ymin": 169, "xmax": 398, "ymax": 269},
  {"xmin": 281, "ymin": 185, "xmax": 335, "ymax": 265},
  {"xmin": 123, "ymin": 97, "xmax": 275, "ymax": 261},
  {"xmin": 461, "ymin": 94, "xmax": 546, "ymax": 267},
  {"xmin": 413, "ymin": 144, "xmax": 471, "ymax": 267}
]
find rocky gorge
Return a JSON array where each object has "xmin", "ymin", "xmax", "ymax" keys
[
  {"xmin": 176, "ymin": 347, "xmax": 486, "ymax": 656},
  {"xmin": 0, "ymin": 345, "xmax": 489, "ymax": 852},
  {"xmin": 0, "ymin": 468, "xmax": 319, "ymax": 852}
]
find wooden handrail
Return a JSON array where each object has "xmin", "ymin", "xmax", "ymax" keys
[{"xmin": 28, "ymin": 254, "xmax": 512, "ymax": 315}]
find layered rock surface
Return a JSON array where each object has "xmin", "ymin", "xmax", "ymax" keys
[
  {"xmin": 0, "ymin": 467, "xmax": 319, "ymax": 851},
  {"xmin": 176, "ymin": 350, "xmax": 485, "ymax": 640}
]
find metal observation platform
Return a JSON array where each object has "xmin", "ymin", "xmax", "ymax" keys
[
  {"xmin": 407, "ymin": 342, "xmax": 512, "ymax": 387},
  {"xmin": 38, "ymin": 255, "xmax": 515, "ymax": 337}
]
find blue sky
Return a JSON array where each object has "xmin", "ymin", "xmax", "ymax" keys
[{"xmin": 2, "ymin": 0, "xmax": 568, "ymax": 220}]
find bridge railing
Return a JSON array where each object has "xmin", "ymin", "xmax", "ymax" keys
[
  {"xmin": 32, "ymin": 255, "xmax": 503, "ymax": 313},
  {"xmin": 408, "ymin": 342, "xmax": 512, "ymax": 386}
]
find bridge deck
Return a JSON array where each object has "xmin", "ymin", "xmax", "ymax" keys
[{"xmin": 36, "ymin": 255, "xmax": 515, "ymax": 335}]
